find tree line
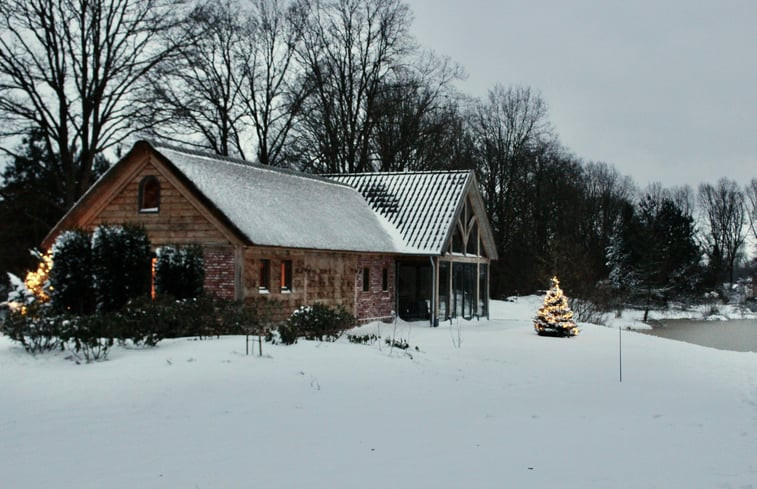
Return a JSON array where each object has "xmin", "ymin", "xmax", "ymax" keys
[{"xmin": 1, "ymin": 0, "xmax": 756, "ymax": 305}]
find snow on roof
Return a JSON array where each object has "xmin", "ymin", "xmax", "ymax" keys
[
  {"xmin": 152, "ymin": 143, "xmax": 397, "ymax": 253},
  {"xmin": 330, "ymin": 171, "xmax": 471, "ymax": 254}
]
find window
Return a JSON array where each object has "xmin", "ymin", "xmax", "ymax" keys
[
  {"xmin": 362, "ymin": 267, "xmax": 370, "ymax": 292},
  {"xmin": 381, "ymin": 268, "xmax": 388, "ymax": 291},
  {"xmin": 466, "ymin": 220, "xmax": 478, "ymax": 255},
  {"xmin": 259, "ymin": 259, "xmax": 270, "ymax": 292},
  {"xmin": 138, "ymin": 176, "xmax": 160, "ymax": 212},
  {"xmin": 280, "ymin": 260, "xmax": 292, "ymax": 292}
]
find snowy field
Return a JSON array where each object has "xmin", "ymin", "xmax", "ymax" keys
[{"xmin": 1, "ymin": 296, "xmax": 755, "ymax": 489}]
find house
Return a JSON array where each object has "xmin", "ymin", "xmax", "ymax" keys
[{"xmin": 42, "ymin": 141, "xmax": 497, "ymax": 325}]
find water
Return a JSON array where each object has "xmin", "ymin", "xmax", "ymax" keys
[{"xmin": 640, "ymin": 318, "xmax": 757, "ymax": 353}]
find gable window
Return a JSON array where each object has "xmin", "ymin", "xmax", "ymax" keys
[
  {"xmin": 138, "ymin": 176, "xmax": 160, "ymax": 213},
  {"xmin": 259, "ymin": 259, "xmax": 270, "ymax": 292},
  {"xmin": 280, "ymin": 260, "xmax": 292, "ymax": 292},
  {"xmin": 362, "ymin": 267, "xmax": 370, "ymax": 292},
  {"xmin": 382, "ymin": 268, "xmax": 388, "ymax": 291}
]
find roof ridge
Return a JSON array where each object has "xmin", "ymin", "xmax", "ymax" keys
[
  {"xmin": 328, "ymin": 169, "xmax": 472, "ymax": 177},
  {"xmin": 143, "ymin": 139, "xmax": 353, "ymax": 190}
]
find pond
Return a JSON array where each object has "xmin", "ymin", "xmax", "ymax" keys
[{"xmin": 640, "ymin": 319, "xmax": 757, "ymax": 353}]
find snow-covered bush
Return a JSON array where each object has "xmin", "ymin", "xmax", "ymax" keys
[
  {"xmin": 1, "ymin": 303, "xmax": 64, "ymax": 353},
  {"xmin": 91, "ymin": 225, "xmax": 152, "ymax": 312},
  {"xmin": 154, "ymin": 244, "xmax": 205, "ymax": 299},
  {"xmin": 62, "ymin": 315, "xmax": 114, "ymax": 362},
  {"xmin": 281, "ymin": 303, "xmax": 355, "ymax": 344},
  {"xmin": 49, "ymin": 230, "xmax": 94, "ymax": 314}
]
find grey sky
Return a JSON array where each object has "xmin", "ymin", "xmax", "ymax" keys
[{"xmin": 406, "ymin": 0, "xmax": 756, "ymax": 189}]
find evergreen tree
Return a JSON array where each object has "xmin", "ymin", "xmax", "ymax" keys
[
  {"xmin": 49, "ymin": 230, "xmax": 94, "ymax": 314},
  {"xmin": 534, "ymin": 277, "xmax": 579, "ymax": 337},
  {"xmin": 155, "ymin": 244, "xmax": 205, "ymax": 299}
]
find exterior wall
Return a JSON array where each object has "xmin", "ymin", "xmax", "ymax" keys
[
  {"xmin": 91, "ymin": 161, "xmax": 229, "ymax": 246},
  {"xmin": 355, "ymin": 255, "xmax": 395, "ymax": 320},
  {"xmin": 203, "ymin": 247, "xmax": 236, "ymax": 300},
  {"xmin": 242, "ymin": 247, "xmax": 395, "ymax": 322},
  {"xmin": 81, "ymin": 159, "xmax": 237, "ymax": 299}
]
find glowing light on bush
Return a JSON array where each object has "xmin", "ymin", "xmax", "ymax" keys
[{"xmin": 23, "ymin": 249, "xmax": 53, "ymax": 304}]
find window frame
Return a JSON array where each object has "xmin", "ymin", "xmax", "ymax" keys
[
  {"xmin": 259, "ymin": 259, "xmax": 271, "ymax": 293},
  {"xmin": 280, "ymin": 260, "xmax": 293, "ymax": 292},
  {"xmin": 138, "ymin": 175, "xmax": 161, "ymax": 213},
  {"xmin": 362, "ymin": 267, "xmax": 370, "ymax": 292}
]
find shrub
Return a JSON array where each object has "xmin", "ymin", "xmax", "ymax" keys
[
  {"xmin": 1, "ymin": 303, "xmax": 64, "ymax": 353},
  {"xmin": 91, "ymin": 225, "xmax": 152, "ymax": 312},
  {"xmin": 281, "ymin": 303, "xmax": 355, "ymax": 344},
  {"xmin": 62, "ymin": 314, "xmax": 114, "ymax": 362},
  {"xmin": 155, "ymin": 244, "xmax": 205, "ymax": 299},
  {"xmin": 49, "ymin": 229, "xmax": 94, "ymax": 314}
]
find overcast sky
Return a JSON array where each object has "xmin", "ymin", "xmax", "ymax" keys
[{"xmin": 406, "ymin": 0, "xmax": 756, "ymax": 190}]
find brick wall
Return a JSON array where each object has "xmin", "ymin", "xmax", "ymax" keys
[
  {"xmin": 355, "ymin": 255, "xmax": 395, "ymax": 320},
  {"xmin": 204, "ymin": 247, "xmax": 235, "ymax": 300},
  {"xmin": 242, "ymin": 247, "xmax": 360, "ymax": 322}
]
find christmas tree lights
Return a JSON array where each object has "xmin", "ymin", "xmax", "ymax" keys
[
  {"xmin": 534, "ymin": 276, "xmax": 579, "ymax": 337},
  {"xmin": 23, "ymin": 249, "xmax": 53, "ymax": 304}
]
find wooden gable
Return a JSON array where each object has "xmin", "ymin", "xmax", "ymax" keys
[
  {"xmin": 42, "ymin": 142, "xmax": 247, "ymax": 250},
  {"xmin": 442, "ymin": 174, "xmax": 498, "ymax": 260}
]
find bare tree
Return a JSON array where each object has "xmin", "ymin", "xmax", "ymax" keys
[
  {"xmin": 240, "ymin": 0, "xmax": 308, "ymax": 166},
  {"xmin": 291, "ymin": 0, "xmax": 413, "ymax": 173},
  {"xmin": 469, "ymin": 84, "xmax": 553, "ymax": 243},
  {"xmin": 142, "ymin": 0, "xmax": 248, "ymax": 157},
  {"xmin": 143, "ymin": 0, "xmax": 305, "ymax": 165},
  {"xmin": 370, "ymin": 52, "xmax": 465, "ymax": 171},
  {"xmin": 0, "ymin": 0, "xmax": 195, "ymax": 208},
  {"xmin": 698, "ymin": 178, "xmax": 747, "ymax": 284},
  {"xmin": 746, "ymin": 178, "xmax": 757, "ymax": 242}
]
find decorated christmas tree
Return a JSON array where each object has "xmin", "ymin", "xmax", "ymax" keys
[{"xmin": 534, "ymin": 276, "xmax": 579, "ymax": 337}]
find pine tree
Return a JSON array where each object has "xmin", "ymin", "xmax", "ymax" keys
[{"xmin": 534, "ymin": 276, "xmax": 579, "ymax": 337}]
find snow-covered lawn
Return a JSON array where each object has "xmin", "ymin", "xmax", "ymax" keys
[{"xmin": 1, "ymin": 296, "xmax": 755, "ymax": 489}]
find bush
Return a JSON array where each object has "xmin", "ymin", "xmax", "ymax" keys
[
  {"xmin": 91, "ymin": 224, "xmax": 152, "ymax": 312},
  {"xmin": 155, "ymin": 244, "xmax": 205, "ymax": 299},
  {"xmin": 62, "ymin": 314, "xmax": 114, "ymax": 362},
  {"xmin": 49, "ymin": 229, "xmax": 94, "ymax": 314},
  {"xmin": 1, "ymin": 303, "xmax": 64, "ymax": 353},
  {"xmin": 281, "ymin": 303, "xmax": 355, "ymax": 344}
]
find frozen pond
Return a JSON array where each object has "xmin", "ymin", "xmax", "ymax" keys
[{"xmin": 640, "ymin": 318, "xmax": 757, "ymax": 352}]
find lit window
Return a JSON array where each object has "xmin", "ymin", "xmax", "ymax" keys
[
  {"xmin": 281, "ymin": 260, "xmax": 292, "ymax": 292},
  {"xmin": 362, "ymin": 267, "xmax": 370, "ymax": 292},
  {"xmin": 139, "ymin": 176, "xmax": 160, "ymax": 213},
  {"xmin": 382, "ymin": 268, "xmax": 388, "ymax": 291},
  {"xmin": 259, "ymin": 259, "xmax": 270, "ymax": 292}
]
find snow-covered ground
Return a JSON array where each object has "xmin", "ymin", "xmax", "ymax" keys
[{"xmin": 1, "ymin": 296, "xmax": 755, "ymax": 489}]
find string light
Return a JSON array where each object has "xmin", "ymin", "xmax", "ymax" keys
[{"xmin": 534, "ymin": 276, "xmax": 579, "ymax": 337}]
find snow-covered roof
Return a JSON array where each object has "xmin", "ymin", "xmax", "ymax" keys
[
  {"xmin": 152, "ymin": 143, "xmax": 397, "ymax": 253},
  {"xmin": 330, "ymin": 171, "xmax": 471, "ymax": 254}
]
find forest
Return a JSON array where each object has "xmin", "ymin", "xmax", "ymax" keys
[{"xmin": 1, "ymin": 0, "xmax": 756, "ymax": 308}]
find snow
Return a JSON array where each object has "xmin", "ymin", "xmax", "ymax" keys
[
  {"xmin": 605, "ymin": 302, "xmax": 757, "ymax": 331},
  {"xmin": 331, "ymin": 171, "xmax": 472, "ymax": 255},
  {"xmin": 1, "ymin": 297, "xmax": 756, "ymax": 489},
  {"xmin": 154, "ymin": 144, "xmax": 397, "ymax": 253}
]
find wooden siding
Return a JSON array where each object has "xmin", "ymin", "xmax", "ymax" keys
[{"xmin": 90, "ymin": 161, "xmax": 230, "ymax": 247}]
